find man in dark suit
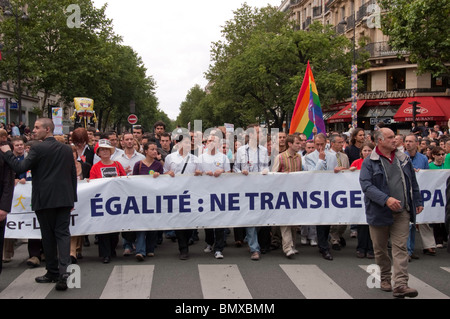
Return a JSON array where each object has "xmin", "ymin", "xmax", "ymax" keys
[
  {"xmin": 0, "ymin": 118, "xmax": 77, "ymax": 291},
  {"xmin": 0, "ymin": 139, "xmax": 15, "ymax": 276},
  {"xmin": 446, "ymin": 176, "xmax": 450, "ymax": 254}
]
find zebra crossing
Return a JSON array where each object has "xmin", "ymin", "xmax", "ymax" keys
[
  {"xmin": 0, "ymin": 263, "xmax": 448, "ymax": 299},
  {"xmin": 1, "ymin": 236, "xmax": 449, "ymax": 300}
]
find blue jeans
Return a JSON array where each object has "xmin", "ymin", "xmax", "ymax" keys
[
  {"xmin": 135, "ymin": 231, "xmax": 158, "ymax": 255},
  {"xmin": 245, "ymin": 227, "xmax": 260, "ymax": 253},
  {"xmin": 407, "ymin": 223, "xmax": 416, "ymax": 256}
]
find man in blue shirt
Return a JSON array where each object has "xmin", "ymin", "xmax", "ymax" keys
[
  {"xmin": 404, "ymin": 134, "xmax": 436, "ymax": 261},
  {"xmin": 10, "ymin": 122, "xmax": 20, "ymax": 137}
]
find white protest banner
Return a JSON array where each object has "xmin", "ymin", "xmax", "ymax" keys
[{"xmin": 5, "ymin": 169, "xmax": 448, "ymax": 239}]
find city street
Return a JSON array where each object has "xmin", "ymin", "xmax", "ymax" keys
[{"xmin": 0, "ymin": 228, "xmax": 449, "ymax": 302}]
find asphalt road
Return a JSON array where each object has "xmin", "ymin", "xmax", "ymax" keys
[{"xmin": 1, "ymin": 227, "xmax": 449, "ymax": 303}]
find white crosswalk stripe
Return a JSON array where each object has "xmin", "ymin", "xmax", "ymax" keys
[
  {"xmin": 359, "ymin": 265, "xmax": 450, "ymax": 299},
  {"xmin": 100, "ymin": 265, "xmax": 155, "ymax": 299},
  {"xmin": 281, "ymin": 264, "xmax": 353, "ymax": 299},
  {"xmin": 0, "ymin": 263, "xmax": 448, "ymax": 299},
  {"xmin": 198, "ymin": 264, "xmax": 252, "ymax": 299},
  {"xmin": 0, "ymin": 268, "xmax": 55, "ymax": 299}
]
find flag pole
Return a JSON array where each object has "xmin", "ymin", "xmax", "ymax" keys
[{"xmin": 351, "ymin": 64, "xmax": 358, "ymax": 128}]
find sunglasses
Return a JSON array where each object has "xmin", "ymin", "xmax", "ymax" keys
[{"xmin": 436, "ymin": 153, "xmax": 446, "ymax": 156}]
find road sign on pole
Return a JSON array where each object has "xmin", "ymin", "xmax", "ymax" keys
[{"xmin": 128, "ymin": 114, "xmax": 138, "ymax": 125}]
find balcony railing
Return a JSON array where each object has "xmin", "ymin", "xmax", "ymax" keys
[
  {"xmin": 346, "ymin": 14, "xmax": 355, "ymax": 31},
  {"xmin": 356, "ymin": 0, "xmax": 377, "ymax": 22},
  {"xmin": 363, "ymin": 41, "xmax": 409, "ymax": 58}
]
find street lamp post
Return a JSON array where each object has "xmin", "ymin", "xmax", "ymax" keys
[
  {"xmin": 339, "ymin": 7, "xmax": 357, "ymax": 129},
  {"xmin": 4, "ymin": 4, "xmax": 28, "ymax": 124}
]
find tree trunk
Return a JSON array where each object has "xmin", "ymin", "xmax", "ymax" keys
[
  {"xmin": 97, "ymin": 108, "xmax": 103, "ymax": 132},
  {"xmin": 41, "ymin": 90, "xmax": 49, "ymax": 118},
  {"xmin": 103, "ymin": 107, "xmax": 112, "ymax": 131}
]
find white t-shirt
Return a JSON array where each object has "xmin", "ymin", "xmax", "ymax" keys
[
  {"xmin": 198, "ymin": 152, "xmax": 230, "ymax": 173},
  {"xmin": 163, "ymin": 151, "xmax": 200, "ymax": 175}
]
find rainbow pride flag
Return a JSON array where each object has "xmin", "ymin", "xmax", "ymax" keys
[{"xmin": 289, "ymin": 61, "xmax": 325, "ymax": 139}]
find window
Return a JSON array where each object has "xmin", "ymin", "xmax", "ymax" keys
[
  {"xmin": 431, "ymin": 75, "xmax": 449, "ymax": 89},
  {"xmin": 386, "ymin": 69, "xmax": 406, "ymax": 91}
]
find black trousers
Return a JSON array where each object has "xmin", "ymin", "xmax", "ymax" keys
[
  {"xmin": 316, "ymin": 225, "xmax": 331, "ymax": 252},
  {"xmin": 0, "ymin": 219, "xmax": 5, "ymax": 275},
  {"xmin": 233, "ymin": 227, "xmax": 246, "ymax": 242},
  {"xmin": 98, "ymin": 233, "xmax": 119, "ymax": 258},
  {"xmin": 175, "ymin": 229, "xmax": 194, "ymax": 254},
  {"xmin": 205, "ymin": 228, "xmax": 225, "ymax": 252},
  {"xmin": 35, "ymin": 207, "xmax": 72, "ymax": 276},
  {"xmin": 257, "ymin": 226, "xmax": 272, "ymax": 251},
  {"xmin": 356, "ymin": 225, "xmax": 374, "ymax": 254},
  {"xmin": 28, "ymin": 239, "xmax": 43, "ymax": 258}
]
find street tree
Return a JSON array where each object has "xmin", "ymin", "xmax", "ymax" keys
[
  {"xmin": 0, "ymin": 0, "xmax": 115, "ymax": 115},
  {"xmin": 0, "ymin": 0, "xmax": 164, "ymax": 132},
  {"xmin": 379, "ymin": 0, "xmax": 450, "ymax": 76},
  {"xmin": 176, "ymin": 84, "xmax": 207, "ymax": 128},
  {"xmin": 206, "ymin": 4, "xmax": 359, "ymax": 130}
]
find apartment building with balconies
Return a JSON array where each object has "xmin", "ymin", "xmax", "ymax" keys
[{"xmin": 279, "ymin": 0, "xmax": 450, "ymax": 132}]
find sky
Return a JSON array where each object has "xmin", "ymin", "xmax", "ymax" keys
[{"xmin": 91, "ymin": 0, "xmax": 282, "ymax": 121}]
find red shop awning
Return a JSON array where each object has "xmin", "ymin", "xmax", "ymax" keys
[
  {"xmin": 327, "ymin": 100, "xmax": 366, "ymax": 123},
  {"xmin": 393, "ymin": 97, "xmax": 450, "ymax": 122}
]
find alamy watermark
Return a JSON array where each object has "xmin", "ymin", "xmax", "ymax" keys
[
  {"xmin": 66, "ymin": 4, "xmax": 81, "ymax": 29},
  {"xmin": 63, "ymin": 3, "xmax": 380, "ymax": 30},
  {"xmin": 170, "ymin": 120, "xmax": 286, "ymax": 168},
  {"xmin": 67, "ymin": 264, "xmax": 81, "ymax": 288},
  {"xmin": 366, "ymin": 264, "xmax": 381, "ymax": 289},
  {"xmin": 366, "ymin": 4, "xmax": 381, "ymax": 29}
]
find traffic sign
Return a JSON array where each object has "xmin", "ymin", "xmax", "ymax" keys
[{"xmin": 128, "ymin": 114, "xmax": 138, "ymax": 125}]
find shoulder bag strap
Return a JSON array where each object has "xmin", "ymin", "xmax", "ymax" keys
[{"xmin": 181, "ymin": 155, "xmax": 190, "ymax": 174}]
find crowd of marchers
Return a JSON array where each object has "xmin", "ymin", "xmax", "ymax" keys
[{"xmin": 0, "ymin": 119, "xmax": 449, "ymax": 296}]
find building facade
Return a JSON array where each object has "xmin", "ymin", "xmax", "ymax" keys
[
  {"xmin": 0, "ymin": 79, "xmax": 72, "ymax": 133},
  {"xmin": 279, "ymin": 0, "xmax": 450, "ymax": 133}
]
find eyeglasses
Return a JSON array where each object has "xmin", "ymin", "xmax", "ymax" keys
[{"xmin": 436, "ymin": 153, "xmax": 446, "ymax": 156}]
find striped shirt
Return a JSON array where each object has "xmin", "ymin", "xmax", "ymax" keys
[{"xmin": 272, "ymin": 150, "xmax": 302, "ymax": 173}]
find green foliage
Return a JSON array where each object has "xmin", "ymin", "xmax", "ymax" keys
[
  {"xmin": 0, "ymin": 0, "xmax": 165, "ymax": 131},
  {"xmin": 176, "ymin": 84, "xmax": 207, "ymax": 127},
  {"xmin": 379, "ymin": 0, "xmax": 450, "ymax": 76},
  {"xmin": 198, "ymin": 4, "xmax": 357, "ymax": 130}
]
